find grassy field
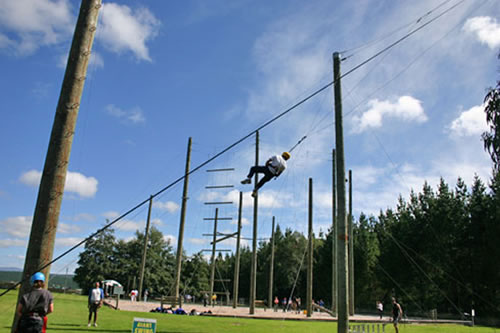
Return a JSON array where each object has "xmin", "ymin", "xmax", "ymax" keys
[{"xmin": 0, "ymin": 291, "xmax": 498, "ymax": 333}]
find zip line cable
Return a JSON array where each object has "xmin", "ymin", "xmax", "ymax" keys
[
  {"xmin": 340, "ymin": 0, "xmax": 456, "ymax": 58},
  {"xmin": 385, "ymin": 230, "xmax": 465, "ymax": 318},
  {"xmin": 397, "ymin": 237, "xmax": 500, "ymax": 313},
  {"xmin": 0, "ymin": 0, "xmax": 469, "ymax": 298},
  {"xmin": 376, "ymin": 263, "xmax": 427, "ymax": 315}
]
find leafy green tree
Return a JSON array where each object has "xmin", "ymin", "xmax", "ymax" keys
[
  {"xmin": 181, "ymin": 252, "xmax": 210, "ymax": 299},
  {"xmin": 74, "ymin": 228, "xmax": 117, "ymax": 294},
  {"xmin": 482, "ymin": 53, "xmax": 500, "ymax": 170},
  {"xmin": 125, "ymin": 226, "xmax": 176, "ymax": 297},
  {"xmin": 353, "ymin": 214, "xmax": 381, "ymax": 309}
]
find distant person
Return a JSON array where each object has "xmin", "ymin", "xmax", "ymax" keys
[
  {"xmin": 203, "ymin": 293, "xmax": 209, "ymax": 307},
  {"xmin": 281, "ymin": 297, "xmax": 287, "ymax": 312},
  {"xmin": 16, "ymin": 272, "xmax": 54, "ymax": 333},
  {"xmin": 130, "ymin": 289, "xmax": 138, "ymax": 302},
  {"xmin": 376, "ymin": 300, "xmax": 383, "ymax": 319},
  {"xmin": 296, "ymin": 297, "xmax": 301, "ymax": 314},
  {"xmin": 143, "ymin": 289, "xmax": 149, "ymax": 302},
  {"xmin": 211, "ymin": 294, "xmax": 217, "ymax": 307},
  {"xmin": 273, "ymin": 296, "xmax": 279, "ymax": 312},
  {"xmin": 174, "ymin": 307, "xmax": 187, "ymax": 315},
  {"xmin": 392, "ymin": 298, "xmax": 403, "ymax": 333},
  {"xmin": 88, "ymin": 282, "xmax": 104, "ymax": 327},
  {"xmin": 241, "ymin": 152, "xmax": 290, "ymax": 197}
]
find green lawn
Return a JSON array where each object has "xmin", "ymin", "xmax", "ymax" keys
[{"xmin": 0, "ymin": 291, "xmax": 498, "ymax": 333}]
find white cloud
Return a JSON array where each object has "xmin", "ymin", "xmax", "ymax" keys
[
  {"xmin": 99, "ymin": 3, "xmax": 160, "ymax": 62},
  {"xmin": 0, "ymin": 33, "xmax": 14, "ymax": 49},
  {"xmin": 71, "ymin": 213, "xmax": 96, "ymax": 222},
  {"xmin": 19, "ymin": 170, "xmax": 98, "ymax": 198},
  {"xmin": 154, "ymin": 201, "xmax": 179, "ymax": 213},
  {"xmin": 0, "ymin": 0, "xmax": 73, "ymax": 55},
  {"xmin": 0, "ymin": 239, "xmax": 27, "ymax": 248},
  {"xmin": 90, "ymin": 51, "xmax": 104, "ymax": 68},
  {"xmin": 55, "ymin": 237, "xmax": 83, "ymax": 247},
  {"xmin": 152, "ymin": 218, "xmax": 163, "ymax": 226},
  {"xmin": 230, "ymin": 217, "xmax": 251, "ymax": 226},
  {"xmin": 248, "ymin": 190, "xmax": 286, "ymax": 208},
  {"xmin": 0, "ymin": 216, "xmax": 32, "ymax": 238},
  {"xmin": 201, "ymin": 189, "xmax": 291, "ymax": 209},
  {"xmin": 449, "ymin": 104, "xmax": 488, "ymax": 137},
  {"xmin": 105, "ymin": 104, "xmax": 146, "ymax": 124},
  {"xmin": 57, "ymin": 223, "xmax": 80, "ymax": 234},
  {"xmin": 188, "ymin": 238, "xmax": 207, "ymax": 245},
  {"xmin": 65, "ymin": 171, "xmax": 98, "ymax": 198},
  {"xmin": 115, "ymin": 219, "xmax": 142, "ymax": 231},
  {"xmin": 8, "ymin": 254, "xmax": 26, "ymax": 261},
  {"xmin": 463, "ymin": 16, "xmax": 500, "ymax": 49},
  {"xmin": 102, "ymin": 211, "xmax": 120, "ymax": 220},
  {"xmin": 351, "ymin": 96, "xmax": 427, "ymax": 133},
  {"xmin": 164, "ymin": 234, "xmax": 176, "ymax": 245}
]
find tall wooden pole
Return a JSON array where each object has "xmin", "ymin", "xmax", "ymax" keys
[
  {"xmin": 138, "ymin": 196, "xmax": 153, "ymax": 302},
  {"xmin": 306, "ymin": 178, "xmax": 314, "ymax": 318},
  {"xmin": 334, "ymin": 52, "xmax": 349, "ymax": 333},
  {"xmin": 332, "ymin": 149, "xmax": 337, "ymax": 315},
  {"xmin": 249, "ymin": 131, "xmax": 259, "ymax": 314},
  {"xmin": 348, "ymin": 169, "xmax": 354, "ymax": 315},
  {"xmin": 13, "ymin": 1, "xmax": 102, "ymax": 331},
  {"xmin": 232, "ymin": 191, "xmax": 243, "ymax": 308},
  {"xmin": 267, "ymin": 217, "xmax": 276, "ymax": 308},
  {"xmin": 210, "ymin": 208, "xmax": 219, "ymax": 306},
  {"xmin": 174, "ymin": 137, "xmax": 192, "ymax": 302}
]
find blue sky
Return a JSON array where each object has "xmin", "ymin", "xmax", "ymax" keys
[{"xmin": 0, "ymin": 0, "xmax": 499, "ymax": 274}]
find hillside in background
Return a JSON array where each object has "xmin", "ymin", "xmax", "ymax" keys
[{"xmin": 0, "ymin": 271, "xmax": 79, "ymax": 290}]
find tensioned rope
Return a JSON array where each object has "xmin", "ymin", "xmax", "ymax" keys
[
  {"xmin": 384, "ymin": 230, "xmax": 465, "ymax": 318},
  {"xmin": 0, "ymin": 0, "xmax": 468, "ymax": 298}
]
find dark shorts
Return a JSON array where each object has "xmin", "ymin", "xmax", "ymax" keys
[
  {"xmin": 89, "ymin": 302, "xmax": 100, "ymax": 312},
  {"xmin": 393, "ymin": 316, "xmax": 400, "ymax": 324},
  {"xmin": 18, "ymin": 316, "xmax": 46, "ymax": 333}
]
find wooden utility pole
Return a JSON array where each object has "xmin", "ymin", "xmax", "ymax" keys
[
  {"xmin": 249, "ymin": 131, "xmax": 259, "ymax": 314},
  {"xmin": 267, "ymin": 217, "xmax": 276, "ymax": 308},
  {"xmin": 209, "ymin": 208, "xmax": 219, "ymax": 306},
  {"xmin": 13, "ymin": 1, "xmax": 102, "ymax": 331},
  {"xmin": 174, "ymin": 137, "xmax": 192, "ymax": 303},
  {"xmin": 348, "ymin": 169, "xmax": 354, "ymax": 315},
  {"xmin": 306, "ymin": 178, "xmax": 314, "ymax": 318},
  {"xmin": 333, "ymin": 52, "xmax": 349, "ymax": 333},
  {"xmin": 138, "ymin": 196, "xmax": 153, "ymax": 302},
  {"xmin": 332, "ymin": 148, "xmax": 337, "ymax": 315},
  {"xmin": 232, "ymin": 192, "xmax": 243, "ymax": 308}
]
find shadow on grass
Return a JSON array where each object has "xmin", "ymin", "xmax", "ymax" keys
[{"xmin": 48, "ymin": 329, "xmax": 204, "ymax": 333}]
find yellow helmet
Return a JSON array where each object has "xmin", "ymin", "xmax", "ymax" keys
[{"xmin": 282, "ymin": 152, "xmax": 291, "ymax": 160}]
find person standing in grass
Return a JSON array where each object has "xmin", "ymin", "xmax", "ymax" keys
[
  {"xmin": 88, "ymin": 282, "xmax": 104, "ymax": 327},
  {"xmin": 392, "ymin": 297, "xmax": 403, "ymax": 333},
  {"xmin": 376, "ymin": 300, "xmax": 383, "ymax": 319},
  {"xmin": 16, "ymin": 272, "xmax": 53, "ymax": 333}
]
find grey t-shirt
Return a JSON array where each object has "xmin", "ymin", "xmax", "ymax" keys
[{"xmin": 20, "ymin": 288, "xmax": 53, "ymax": 317}]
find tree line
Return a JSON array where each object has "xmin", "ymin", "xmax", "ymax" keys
[{"xmin": 73, "ymin": 172, "xmax": 499, "ymax": 319}]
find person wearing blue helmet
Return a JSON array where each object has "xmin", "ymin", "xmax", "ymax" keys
[{"xmin": 16, "ymin": 272, "xmax": 53, "ymax": 333}]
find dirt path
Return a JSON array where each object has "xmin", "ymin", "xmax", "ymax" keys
[{"xmin": 110, "ymin": 299, "xmax": 387, "ymax": 322}]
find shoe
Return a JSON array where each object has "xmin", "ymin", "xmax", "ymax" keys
[
  {"xmin": 241, "ymin": 178, "xmax": 251, "ymax": 185},
  {"xmin": 93, "ymin": 323, "xmax": 98, "ymax": 327},
  {"xmin": 251, "ymin": 191, "xmax": 257, "ymax": 198},
  {"xmin": 87, "ymin": 323, "xmax": 91, "ymax": 327}
]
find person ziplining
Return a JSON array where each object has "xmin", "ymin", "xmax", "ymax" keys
[{"xmin": 241, "ymin": 151, "xmax": 291, "ymax": 197}]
